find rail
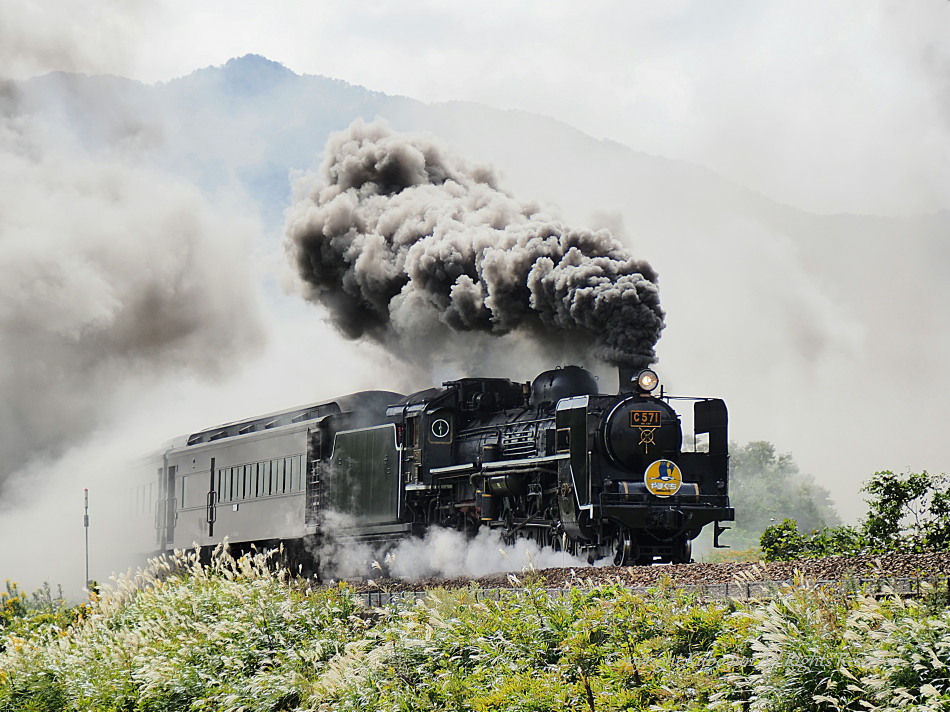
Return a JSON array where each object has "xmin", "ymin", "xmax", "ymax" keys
[{"xmin": 355, "ymin": 575, "xmax": 950, "ymax": 608}]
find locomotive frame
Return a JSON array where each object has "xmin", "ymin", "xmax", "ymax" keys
[{"xmin": 138, "ymin": 366, "xmax": 733, "ymax": 573}]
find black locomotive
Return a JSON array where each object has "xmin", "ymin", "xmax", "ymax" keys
[{"xmin": 141, "ymin": 366, "xmax": 732, "ymax": 573}]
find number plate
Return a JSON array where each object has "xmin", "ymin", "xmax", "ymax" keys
[{"xmin": 629, "ymin": 410, "xmax": 661, "ymax": 427}]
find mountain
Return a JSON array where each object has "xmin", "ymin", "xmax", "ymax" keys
[{"xmin": 19, "ymin": 54, "xmax": 807, "ymax": 238}]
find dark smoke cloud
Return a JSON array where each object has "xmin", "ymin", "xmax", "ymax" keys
[
  {"xmin": 285, "ymin": 120, "xmax": 664, "ymax": 369},
  {"xmin": 0, "ymin": 92, "xmax": 265, "ymax": 496}
]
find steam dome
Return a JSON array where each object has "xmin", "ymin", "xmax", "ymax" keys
[{"xmin": 530, "ymin": 366, "xmax": 599, "ymax": 406}]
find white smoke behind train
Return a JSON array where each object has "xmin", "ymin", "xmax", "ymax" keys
[
  {"xmin": 0, "ymin": 417, "xmax": 167, "ymax": 594},
  {"xmin": 0, "ymin": 80, "xmax": 266, "ymax": 497}
]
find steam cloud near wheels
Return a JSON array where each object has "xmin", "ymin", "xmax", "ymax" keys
[{"xmin": 284, "ymin": 120, "xmax": 665, "ymax": 370}]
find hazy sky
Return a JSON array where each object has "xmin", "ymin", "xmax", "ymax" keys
[{"xmin": 4, "ymin": 0, "xmax": 949, "ymax": 216}]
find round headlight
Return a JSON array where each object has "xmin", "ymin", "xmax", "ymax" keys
[{"xmin": 636, "ymin": 369, "xmax": 659, "ymax": 392}]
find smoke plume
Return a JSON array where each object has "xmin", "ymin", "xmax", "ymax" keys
[
  {"xmin": 285, "ymin": 120, "xmax": 664, "ymax": 369},
  {"xmin": 0, "ymin": 80, "xmax": 265, "ymax": 495}
]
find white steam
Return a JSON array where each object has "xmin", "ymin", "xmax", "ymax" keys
[
  {"xmin": 0, "ymin": 84, "xmax": 265, "ymax": 495},
  {"xmin": 385, "ymin": 527, "xmax": 586, "ymax": 580},
  {"xmin": 314, "ymin": 513, "xmax": 586, "ymax": 582}
]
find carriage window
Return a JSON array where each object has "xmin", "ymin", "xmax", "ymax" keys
[
  {"xmin": 212, "ymin": 455, "xmax": 306, "ymax": 501},
  {"xmin": 131, "ymin": 482, "xmax": 155, "ymax": 515},
  {"xmin": 257, "ymin": 462, "xmax": 266, "ymax": 498},
  {"xmin": 181, "ymin": 473, "xmax": 207, "ymax": 508}
]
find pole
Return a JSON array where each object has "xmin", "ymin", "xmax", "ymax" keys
[{"xmin": 84, "ymin": 488, "xmax": 90, "ymax": 590}]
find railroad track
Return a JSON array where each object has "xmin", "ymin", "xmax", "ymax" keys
[
  {"xmin": 355, "ymin": 575, "xmax": 950, "ymax": 608},
  {"xmin": 347, "ymin": 551, "xmax": 950, "ymax": 606}
]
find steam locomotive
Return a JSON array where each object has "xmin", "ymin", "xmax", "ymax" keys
[{"xmin": 138, "ymin": 366, "xmax": 732, "ymax": 573}]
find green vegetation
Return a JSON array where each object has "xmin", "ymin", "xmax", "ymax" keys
[
  {"xmin": 727, "ymin": 441, "xmax": 840, "ymax": 552},
  {"xmin": 3, "ymin": 547, "xmax": 950, "ymax": 711},
  {"xmin": 762, "ymin": 470, "xmax": 950, "ymax": 562},
  {"xmin": 1, "ymin": 456, "xmax": 945, "ymax": 710},
  {"xmin": 0, "ymin": 582, "xmax": 86, "ymax": 654}
]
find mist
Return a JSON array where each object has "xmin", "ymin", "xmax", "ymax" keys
[
  {"xmin": 32, "ymin": 1, "xmax": 947, "ymax": 218},
  {"xmin": 313, "ymin": 518, "xmax": 587, "ymax": 582},
  {"xmin": 0, "ymin": 90, "xmax": 266, "ymax": 496}
]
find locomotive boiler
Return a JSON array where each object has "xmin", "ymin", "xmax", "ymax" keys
[{"xmin": 140, "ymin": 366, "xmax": 732, "ymax": 573}]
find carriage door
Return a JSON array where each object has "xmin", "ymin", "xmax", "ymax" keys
[{"xmin": 156, "ymin": 459, "xmax": 177, "ymax": 548}]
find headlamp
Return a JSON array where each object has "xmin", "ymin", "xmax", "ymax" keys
[{"xmin": 636, "ymin": 369, "xmax": 659, "ymax": 393}]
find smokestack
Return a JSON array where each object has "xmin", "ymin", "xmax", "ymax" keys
[
  {"xmin": 619, "ymin": 365, "xmax": 639, "ymax": 393},
  {"xmin": 285, "ymin": 119, "xmax": 665, "ymax": 370}
]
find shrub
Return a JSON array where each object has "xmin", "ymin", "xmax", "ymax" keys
[
  {"xmin": 761, "ymin": 470, "xmax": 950, "ymax": 561},
  {"xmin": 4, "ymin": 547, "xmax": 950, "ymax": 711},
  {"xmin": 0, "ymin": 581, "xmax": 86, "ymax": 654},
  {"xmin": 760, "ymin": 519, "xmax": 808, "ymax": 562}
]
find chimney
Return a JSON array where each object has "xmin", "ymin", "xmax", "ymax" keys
[{"xmin": 618, "ymin": 365, "xmax": 638, "ymax": 393}]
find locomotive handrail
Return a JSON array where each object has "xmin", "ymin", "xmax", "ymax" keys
[
  {"xmin": 482, "ymin": 453, "xmax": 568, "ymax": 470},
  {"xmin": 461, "ymin": 416, "xmax": 554, "ymax": 435},
  {"xmin": 662, "ymin": 395, "xmax": 726, "ymax": 402},
  {"xmin": 430, "ymin": 462, "xmax": 478, "ymax": 476},
  {"xmin": 430, "ymin": 454, "xmax": 568, "ymax": 477}
]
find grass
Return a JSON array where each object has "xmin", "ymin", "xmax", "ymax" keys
[{"xmin": 2, "ymin": 547, "xmax": 950, "ymax": 711}]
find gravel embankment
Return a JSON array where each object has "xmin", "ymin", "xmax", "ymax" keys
[{"xmin": 352, "ymin": 552, "xmax": 950, "ymax": 594}]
